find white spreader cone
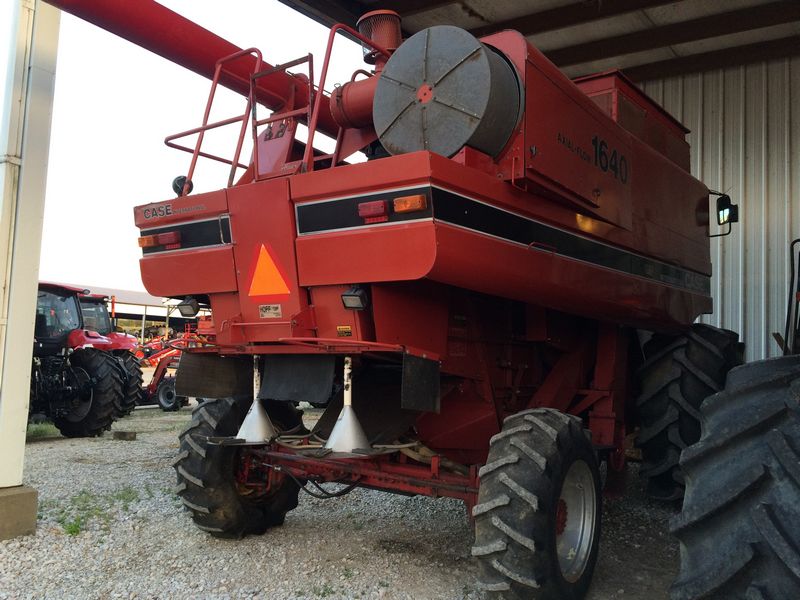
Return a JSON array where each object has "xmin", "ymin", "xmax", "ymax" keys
[
  {"xmin": 325, "ymin": 356, "xmax": 370, "ymax": 454},
  {"xmin": 236, "ymin": 398, "xmax": 277, "ymax": 443}
]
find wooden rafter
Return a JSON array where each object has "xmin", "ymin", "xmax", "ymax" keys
[
  {"xmin": 470, "ymin": 0, "xmax": 678, "ymax": 38},
  {"xmin": 547, "ymin": 1, "xmax": 800, "ymax": 67},
  {"xmin": 624, "ymin": 35, "xmax": 800, "ymax": 81}
]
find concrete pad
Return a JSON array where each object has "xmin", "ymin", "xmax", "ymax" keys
[{"xmin": 0, "ymin": 485, "xmax": 38, "ymax": 540}]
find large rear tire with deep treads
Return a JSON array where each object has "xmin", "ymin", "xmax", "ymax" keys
[
  {"xmin": 173, "ymin": 397, "xmax": 303, "ymax": 538},
  {"xmin": 116, "ymin": 351, "xmax": 143, "ymax": 416},
  {"xmin": 669, "ymin": 356, "xmax": 800, "ymax": 600},
  {"xmin": 53, "ymin": 348, "xmax": 123, "ymax": 438},
  {"xmin": 472, "ymin": 408, "xmax": 601, "ymax": 600},
  {"xmin": 635, "ymin": 323, "xmax": 743, "ymax": 501}
]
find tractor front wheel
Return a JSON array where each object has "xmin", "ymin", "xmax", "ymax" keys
[
  {"xmin": 473, "ymin": 408, "xmax": 601, "ymax": 600},
  {"xmin": 173, "ymin": 397, "xmax": 301, "ymax": 538},
  {"xmin": 157, "ymin": 377, "xmax": 184, "ymax": 412}
]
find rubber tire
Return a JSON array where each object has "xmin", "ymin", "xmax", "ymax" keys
[
  {"xmin": 669, "ymin": 356, "xmax": 800, "ymax": 600},
  {"xmin": 472, "ymin": 408, "xmax": 601, "ymax": 600},
  {"xmin": 636, "ymin": 323, "xmax": 743, "ymax": 501},
  {"xmin": 116, "ymin": 352, "xmax": 143, "ymax": 416},
  {"xmin": 173, "ymin": 397, "xmax": 302, "ymax": 538},
  {"xmin": 53, "ymin": 348, "xmax": 123, "ymax": 438},
  {"xmin": 157, "ymin": 377, "xmax": 182, "ymax": 412}
]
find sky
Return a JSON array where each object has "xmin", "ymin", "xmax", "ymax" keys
[{"xmin": 30, "ymin": 0, "xmax": 364, "ymax": 292}]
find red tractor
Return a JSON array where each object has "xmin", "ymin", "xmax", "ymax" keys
[
  {"xmin": 139, "ymin": 320, "xmax": 215, "ymax": 411},
  {"xmin": 79, "ymin": 292, "xmax": 143, "ymax": 417},
  {"xmin": 31, "ymin": 283, "xmax": 126, "ymax": 436},
  {"xmin": 132, "ymin": 11, "xmax": 755, "ymax": 599}
]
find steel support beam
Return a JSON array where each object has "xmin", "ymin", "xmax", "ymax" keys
[{"xmin": 0, "ymin": 0, "xmax": 59, "ymax": 504}]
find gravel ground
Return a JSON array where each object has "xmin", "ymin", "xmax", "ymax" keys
[{"xmin": 0, "ymin": 406, "xmax": 679, "ymax": 599}]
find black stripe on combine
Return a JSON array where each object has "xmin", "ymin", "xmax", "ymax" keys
[
  {"xmin": 296, "ymin": 187, "xmax": 433, "ymax": 234},
  {"xmin": 141, "ymin": 217, "xmax": 232, "ymax": 255},
  {"xmin": 432, "ymin": 189, "xmax": 710, "ymax": 295}
]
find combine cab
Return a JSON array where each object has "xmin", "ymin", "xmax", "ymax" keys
[
  {"xmin": 79, "ymin": 292, "xmax": 143, "ymax": 416},
  {"xmin": 134, "ymin": 13, "xmax": 743, "ymax": 598},
  {"xmin": 31, "ymin": 283, "xmax": 125, "ymax": 437}
]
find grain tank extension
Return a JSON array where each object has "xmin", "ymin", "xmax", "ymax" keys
[{"xmin": 124, "ymin": 9, "xmax": 741, "ymax": 599}]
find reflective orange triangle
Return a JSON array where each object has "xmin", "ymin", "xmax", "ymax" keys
[{"xmin": 248, "ymin": 245, "xmax": 291, "ymax": 296}]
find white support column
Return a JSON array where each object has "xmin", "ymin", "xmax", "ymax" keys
[{"xmin": 0, "ymin": 0, "xmax": 61, "ymax": 493}]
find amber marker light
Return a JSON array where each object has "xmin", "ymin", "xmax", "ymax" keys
[
  {"xmin": 393, "ymin": 194, "xmax": 427, "ymax": 213},
  {"xmin": 138, "ymin": 235, "xmax": 158, "ymax": 248}
]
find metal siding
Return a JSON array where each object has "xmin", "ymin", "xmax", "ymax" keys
[{"xmin": 643, "ymin": 58, "xmax": 798, "ymax": 360}]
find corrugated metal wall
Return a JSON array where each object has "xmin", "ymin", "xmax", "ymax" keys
[{"xmin": 642, "ymin": 58, "xmax": 800, "ymax": 361}]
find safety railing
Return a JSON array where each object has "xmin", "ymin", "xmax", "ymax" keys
[
  {"xmin": 303, "ymin": 24, "xmax": 390, "ymax": 172},
  {"xmin": 249, "ymin": 54, "xmax": 314, "ymax": 178},
  {"xmin": 165, "ymin": 48, "xmax": 263, "ymax": 196}
]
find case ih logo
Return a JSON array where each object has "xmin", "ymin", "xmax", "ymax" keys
[
  {"xmin": 142, "ymin": 204, "xmax": 173, "ymax": 219},
  {"xmin": 142, "ymin": 203, "xmax": 208, "ymax": 219}
]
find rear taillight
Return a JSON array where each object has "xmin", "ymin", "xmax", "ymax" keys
[{"xmin": 358, "ymin": 200, "xmax": 389, "ymax": 224}]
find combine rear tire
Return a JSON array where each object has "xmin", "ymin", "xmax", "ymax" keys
[
  {"xmin": 116, "ymin": 352, "xmax": 143, "ymax": 416},
  {"xmin": 670, "ymin": 356, "xmax": 800, "ymax": 600},
  {"xmin": 53, "ymin": 348, "xmax": 123, "ymax": 438},
  {"xmin": 173, "ymin": 397, "xmax": 301, "ymax": 538},
  {"xmin": 472, "ymin": 408, "xmax": 601, "ymax": 600},
  {"xmin": 157, "ymin": 377, "xmax": 183, "ymax": 412},
  {"xmin": 636, "ymin": 324, "xmax": 742, "ymax": 501}
]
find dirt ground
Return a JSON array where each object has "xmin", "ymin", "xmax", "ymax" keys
[{"xmin": 2, "ymin": 405, "xmax": 679, "ymax": 599}]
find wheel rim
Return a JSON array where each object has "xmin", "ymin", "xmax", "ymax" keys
[
  {"xmin": 158, "ymin": 382, "xmax": 176, "ymax": 407},
  {"xmin": 556, "ymin": 459, "xmax": 597, "ymax": 583}
]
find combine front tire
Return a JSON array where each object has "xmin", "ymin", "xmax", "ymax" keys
[
  {"xmin": 53, "ymin": 348, "xmax": 123, "ymax": 438},
  {"xmin": 670, "ymin": 356, "xmax": 800, "ymax": 600},
  {"xmin": 636, "ymin": 324, "xmax": 742, "ymax": 501},
  {"xmin": 173, "ymin": 397, "xmax": 301, "ymax": 538},
  {"xmin": 473, "ymin": 408, "xmax": 601, "ymax": 600}
]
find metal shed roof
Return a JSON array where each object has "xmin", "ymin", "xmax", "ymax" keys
[{"xmin": 278, "ymin": 0, "xmax": 800, "ymax": 81}]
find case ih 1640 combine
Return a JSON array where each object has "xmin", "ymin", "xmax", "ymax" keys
[{"xmin": 122, "ymin": 8, "xmax": 792, "ymax": 599}]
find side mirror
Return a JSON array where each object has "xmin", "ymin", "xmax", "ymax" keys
[
  {"xmin": 709, "ymin": 192, "xmax": 738, "ymax": 238},
  {"xmin": 716, "ymin": 194, "xmax": 739, "ymax": 226}
]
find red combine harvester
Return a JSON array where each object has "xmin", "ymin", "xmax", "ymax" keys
[
  {"xmin": 116, "ymin": 8, "xmax": 746, "ymax": 599},
  {"xmin": 78, "ymin": 292, "xmax": 143, "ymax": 416}
]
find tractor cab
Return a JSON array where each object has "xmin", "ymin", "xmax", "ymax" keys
[
  {"xmin": 35, "ymin": 284, "xmax": 84, "ymax": 356},
  {"xmin": 79, "ymin": 294, "xmax": 113, "ymax": 335},
  {"xmin": 78, "ymin": 293, "xmax": 138, "ymax": 352},
  {"xmin": 35, "ymin": 283, "xmax": 114, "ymax": 356}
]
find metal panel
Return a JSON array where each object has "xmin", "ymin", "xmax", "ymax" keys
[{"xmin": 642, "ymin": 57, "xmax": 799, "ymax": 360}]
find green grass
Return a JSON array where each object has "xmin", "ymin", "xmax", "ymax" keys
[
  {"xmin": 26, "ymin": 422, "xmax": 60, "ymax": 440},
  {"xmin": 41, "ymin": 486, "xmax": 145, "ymax": 535},
  {"xmin": 111, "ymin": 486, "xmax": 139, "ymax": 510}
]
